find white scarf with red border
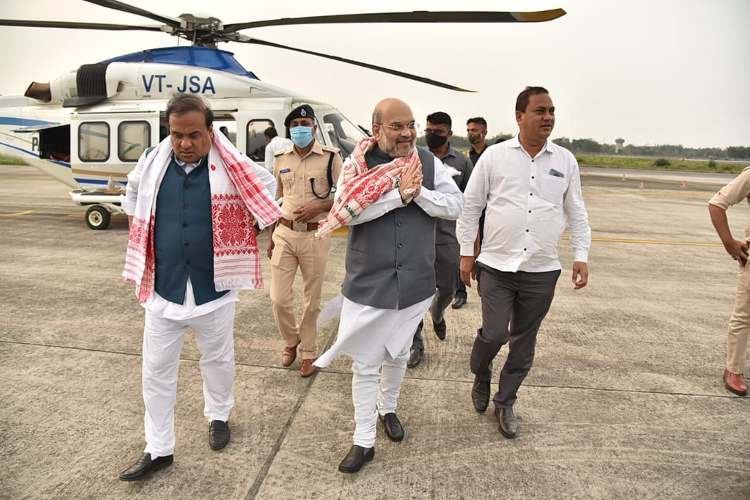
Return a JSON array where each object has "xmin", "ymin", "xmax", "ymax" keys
[
  {"xmin": 315, "ymin": 137, "xmax": 421, "ymax": 239},
  {"xmin": 123, "ymin": 126, "xmax": 282, "ymax": 303}
]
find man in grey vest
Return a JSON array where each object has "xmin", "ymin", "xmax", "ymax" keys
[
  {"xmin": 314, "ymin": 98, "xmax": 462, "ymax": 473},
  {"xmin": 408, "ymin": 111, "xmax": 473, "ymax": 368}
]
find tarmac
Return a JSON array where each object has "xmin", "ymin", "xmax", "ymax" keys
[{"xmin": 0, "ymin": 165, "xmax": 748, "ymax": 499}]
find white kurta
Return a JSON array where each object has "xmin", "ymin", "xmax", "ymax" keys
[{"xmin": 315, "ymin": 153, "xmax": 463, "ymax": 368}]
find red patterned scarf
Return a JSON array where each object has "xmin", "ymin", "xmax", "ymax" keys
[
  {"xmin": 315, "ymin": 137, "xmax": 421, "ymax": 238},
  {"xmin": 123, "ymin": 126, "xmax": 282, "ymax": 303}
]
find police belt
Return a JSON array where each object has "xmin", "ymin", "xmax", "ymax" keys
[{"xmin": 279, "ymin": 217, "xmax": 320, "ymax": 232}]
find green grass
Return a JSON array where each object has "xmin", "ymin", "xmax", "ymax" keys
[
  {"xmin": 577, "ymin": 154, "xmax": 745, "ymax": 174},
  {"xmin": 0, "ymin": 154, "xmax": 26, "ymax": 166}
]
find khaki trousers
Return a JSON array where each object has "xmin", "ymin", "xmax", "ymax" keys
[
  {"xmin": 727, "ymin": 264, "xmax": 750, "ymax": 374},
  {"xmin": 270, "ymin": 224, "xmax": 331, "ymax": 360}
]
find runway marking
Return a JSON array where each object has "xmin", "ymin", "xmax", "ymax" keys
[
  {"xmin": 589, "ymin": 236, "xmax": 720, "ymax": 247},
  {"xmin": 0, "ymin": 209, "xmax": 34, "ymax": 217},
  {"xmin": 584, "ymin": 191, "xmax": 713, "ymax": 199}
]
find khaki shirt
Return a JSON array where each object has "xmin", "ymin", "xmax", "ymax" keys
[
  {"xmin": 709, "ymin": 166, "xmax": 750, "ymax": 236},
  {"xmin": 273, "ymin": 140, "xmax": 343, "ymax": 222}
]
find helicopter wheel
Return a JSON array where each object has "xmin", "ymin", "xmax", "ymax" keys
[{"xmin": 85, "ymin": 205, "xmax": 111, "ymax": 230}]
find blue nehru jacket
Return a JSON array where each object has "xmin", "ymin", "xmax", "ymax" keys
[{"xmin": 153, "ymin": 155, "xmax": 228, "ymax": 305}]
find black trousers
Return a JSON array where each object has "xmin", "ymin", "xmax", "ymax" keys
[
  {"xmin": 470, "ymin": 263, "xmax": 560, "ymax": 408},
  {"xmin": 413, "ymin": 242, "xmax": 459, "ymax": 351}
]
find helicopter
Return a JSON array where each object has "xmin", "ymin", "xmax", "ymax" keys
[{"xmin": 0, "ymin": 0, "xmax": 565, "ymax": 229}]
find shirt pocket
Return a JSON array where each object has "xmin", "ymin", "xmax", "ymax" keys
[
  {"xmin": 539, "ymin": 174, "xmax": 567, "ymax": 205},
  {"xmin": 279, "ymin": 170, "xmax": 295, "ymax": 193}
]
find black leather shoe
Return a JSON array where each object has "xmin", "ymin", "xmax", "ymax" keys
[
  {"xmin": 119, "ymin": 453, "xmax": 173, "ymax": 481},
  {"xmin": 379, "ymin": 412, "xmax": 405, "ymax": 442},
  {"xmin": 338, "ymin": 445, "xmax": 375, "ymax": 473},
  {"xmin": 433, "ymin": 318, "xmax": 447, "ymax": 340},
  {"xmin": 451, "ymin": 296, "xmax": 467, "ymax": 309},
  {"xmin": 209, "ymin": 420, "xmax": 230, "ymax": 450},
  {"xmin": 407, "ymin": 347, "xmax": 423, "ymax": 368},
  {"xmin": 471, "ymin": 377, "xmax": 490, "ymax": 413},
  {"xmin": 495, "ymin": 406, "xmax": 519, "ymax": 439}
]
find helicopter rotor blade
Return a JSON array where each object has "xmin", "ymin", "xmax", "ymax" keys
[
  {"xmin": 0, "ymin": 19, "xmax": 163, "ymax": 31},
  {"xmin": 82, "ymin": 0, "xmax": 181, "ymax": 27},
  {"xmin": 223, "ymin": 9, "xmax": 565, "ymax": 32},
  {"xmin": 236, "ymin": 36, "xmax": 474, "ymax": 92}
]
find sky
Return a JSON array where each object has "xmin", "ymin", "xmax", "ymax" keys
[{"xmin": 1, "ymin": 0, "xmax": 748, "ymax": 148}]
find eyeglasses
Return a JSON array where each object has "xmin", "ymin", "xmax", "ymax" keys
[{"xmin": 376, "ymin": 121, "xmax": 416, "ymax": 132}]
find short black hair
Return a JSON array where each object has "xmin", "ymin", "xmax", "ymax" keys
[
  {"xmin": 466, "ymin": 117, "xmax": 487, "ymax": 128},
  {"xmin": 166, "ymin": 94, "xmax": 214, "ymax": 128},
  {"xmin": 426, "ymin": 111, "xmax": 452, "ymax": 128},
  {"xmin": 516, "ymin": 86, "xmax": 549, "ymax": 113},
  {"xmin": 264, "ymin": 126, "xmax": 278, "ymax": 140}
]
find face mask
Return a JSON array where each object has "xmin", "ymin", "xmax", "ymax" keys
[
  {"xmin": 290, "ymin": 126, "xmax": 314, "ymax": 148},
  {"xmin": 425, "ymin": 132, "xmax": 448, "ymax": 149}
]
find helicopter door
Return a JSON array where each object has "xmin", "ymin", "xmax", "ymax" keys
[{"xmin": 71, "ymin": 111, "xmax": 159, "ymax": 190}]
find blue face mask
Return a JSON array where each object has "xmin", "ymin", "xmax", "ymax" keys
[{"xmin": 290, "ymin": 126, "xmax": 314, "ymax": 148}]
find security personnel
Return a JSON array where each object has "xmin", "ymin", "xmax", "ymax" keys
[
  {"xmin": 408, "ymin": 111, "xmax": 473, "ymax": 368},
  {"xmin": 267, "ymin": 104, "xmax": 343, "ymax": 377}
]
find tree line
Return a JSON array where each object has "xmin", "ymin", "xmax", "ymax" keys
[{"xmin": 423, "ymin": 134, "xmax": 750, "ymax": 160}]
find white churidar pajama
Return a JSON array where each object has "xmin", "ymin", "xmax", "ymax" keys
[{"xmin": 142, "ymin": 279, "xmax": 238, "ymax": 458}]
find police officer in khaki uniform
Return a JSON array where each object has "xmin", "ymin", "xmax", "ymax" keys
[{"xmin": 267, "ymin": 104, "xmax": 343, "ymax": 377}]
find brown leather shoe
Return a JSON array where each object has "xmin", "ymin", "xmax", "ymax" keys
[
  {"xmin": 281, "ymin": 343, "xmax": 299, "ymax": 367},
  {"xmin": 300, "ymin": 359, "xmax": 318, "ymax": 377},
  {"xmin": 723, "ymin": 369, "xmax": 748, "ymax": 396}
]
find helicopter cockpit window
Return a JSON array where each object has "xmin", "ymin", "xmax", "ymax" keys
[
  {"xmin": 118, "ymin": 121, "xmax": 151, "ymax": 162},
  {"xmin": 78, "ymin": 122, "xmax": 110, "ymax": 162},
  {"xmin": 322, "ymin": 112, "xmax": 366, "ymax": 158},
  {"xmin": 246, "ymin": 119, "xmax": 273, "ymax": 162}
]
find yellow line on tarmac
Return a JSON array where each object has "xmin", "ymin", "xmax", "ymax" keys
[
  {"xmin": 333, "ymin": 228, "xmax": 718, "ymax": 248},
  {"xmin": 0, "ymin": 209, "xmax": 34, "ymax": 217},
  {"xmin": 575, "ymin": 235, "xmax": 720, "ymax": 247}
]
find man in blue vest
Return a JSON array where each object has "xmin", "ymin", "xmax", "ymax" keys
[
  {"xmin": 119, "ymin": 94, "xmax": 278, "ymax": 480},
  {"xmin": 314, "ymin": 98, "xmax": 463, "ymax": 473}
]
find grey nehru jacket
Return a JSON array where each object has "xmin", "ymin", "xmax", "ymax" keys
[
  {"xmin": 435, "ymin": 145, "xmax": 473, "ymax": 245},
  {"xmin": 342, "ymin": 146, "xmax": 437, "ymax": 310}
]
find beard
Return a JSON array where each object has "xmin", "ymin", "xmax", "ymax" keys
[
  {"xmin": 468, "ymin": 134, "xmax": 482, "ymax": 145},
  {"xmin": 379, "ymin": 137, "xmax": 415, "ymax": 158}
]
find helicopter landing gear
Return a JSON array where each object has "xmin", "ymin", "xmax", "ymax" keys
[{"xmin": 85, "ymin": 204, "xmax": 112, "ymax": 230}]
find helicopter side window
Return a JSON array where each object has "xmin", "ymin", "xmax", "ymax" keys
[
  {"xmin": 118, "ymin": 121, "xmax": 151, "ymax": 162},
  {"xmin": 79, "ymin": 122, "xmax": 110, "ymax": 162},
  {"xmin": 246, "ymin": 119, "xmax": 274, "ymax": 162},
  {"xmin": 322, "ymin": 112, "xmax": 366, "ymax": 158}
]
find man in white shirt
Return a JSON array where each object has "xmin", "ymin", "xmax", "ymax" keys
[
  {"xmin": 456, "ymin": 86, "xmax": 591, "ymax": 439},
  {"xmin": 264, "ymin": 126, "xmax": 293, "ymax": 172}
]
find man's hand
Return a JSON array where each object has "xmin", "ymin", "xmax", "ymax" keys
[
  {"xmin": 399, "ymin": 159, "xmax": 423, "ymax": 201},
  {"xmin": 266, "ymin": 239, "xmax": 275, "ymax": 259},
  {"xmin": 460, "ymin": 256, "xmax": 477, "ymax": 287},
  {"xmin": 572, "ymin": 261, "xmax": 589, "ymax": 289},
  {"xmin": 293, "ymin": 202, "xmax": 323, "ymax": 222},
  {"xmin": 724, "ymin": 239, "xmax": 749, "ymax": 266}
]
